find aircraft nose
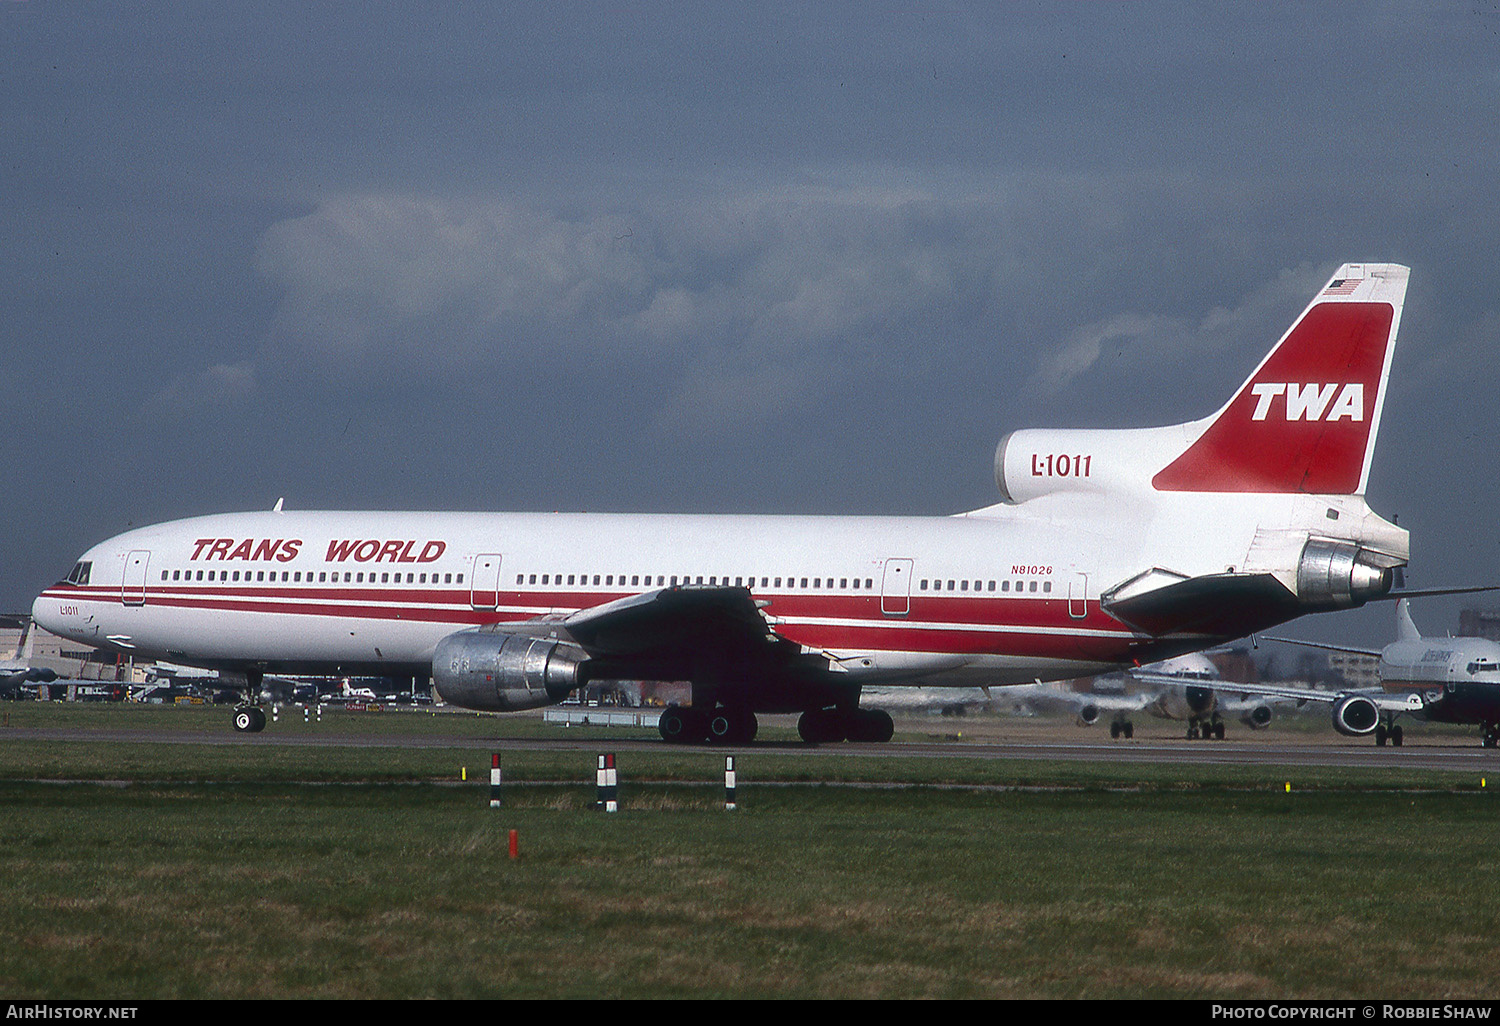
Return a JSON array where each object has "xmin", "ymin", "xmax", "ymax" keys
[{"xmin": 32, "ymin": 590, "xmax": 66, "ymax": 636}]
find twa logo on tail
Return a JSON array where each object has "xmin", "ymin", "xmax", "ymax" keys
[
  {"xmin": 1249, "ymin": 383, "xmax": 1364, "ymax": 422},
  {"xmin": 1153, "ymin": 263, "xmax": 1408, "ymax": 496}
]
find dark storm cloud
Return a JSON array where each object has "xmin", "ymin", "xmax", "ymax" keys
[{"xmin": 2, "ymin": 2, "xmax": 1499, "ymax": 647}]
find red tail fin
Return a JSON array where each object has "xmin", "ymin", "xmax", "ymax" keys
[{"xmin": 1152, "ymin": 263, "xmax": 1407, "ymax": 495}]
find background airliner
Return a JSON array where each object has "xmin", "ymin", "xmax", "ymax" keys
[
  {"xmin": 1224, "ymin": 599, "xmax": 1500, "ymax": 747},
  {"xmin": 1018, "ymin": 653, "xmax": 1280, "ymax": 740},
  {"xmin": 33, "ymin": 264, "xmax": 1415, "ymax": 743}
]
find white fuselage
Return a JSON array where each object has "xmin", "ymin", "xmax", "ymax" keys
[{"xmin": 30, "ymin": 487, "xmax": 1404, "ymax": 691}]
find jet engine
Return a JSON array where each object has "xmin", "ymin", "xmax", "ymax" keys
[
  {"xmin": 1296, "ymin": 538, "xmax": 1394, "ymax": 611},
  {"xmin": 1075, "ymin": 702, "xmax": 1099, "ymax": 727},
  {"xmin": 431, "ymin": 630, "xmax": 588, "ymax": 712},
  {"xmin": 1332, "ymin": 694, "xmax": 1380, "ymax": 736},
  {"xmin": 1239, "ymin": 704, "xmax": 1273, "ymax": 730}
]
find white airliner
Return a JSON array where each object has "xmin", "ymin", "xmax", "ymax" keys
[
  {"xmin": 1019, "ymin": 652, "xmax": 1280, "ymax": 740},
  {"xmin": 33, "ymin": 263, "xmax": 1415, "ymax": 743},
  {"xmin": 1221, "ymin": 600, "xmax": 1500, "ymax": 747}
]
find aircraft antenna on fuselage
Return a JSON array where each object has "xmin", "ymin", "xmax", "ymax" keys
[{"xmin": 273, "ymin": 498, "xmax": 285, "ymax": 513}]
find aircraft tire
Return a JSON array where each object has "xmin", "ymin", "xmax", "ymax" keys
[
  {"xmin": 845, "ymin": 709, "xmax": 893, "ymax": 743},
  {"xmin": 659, "ymin": 706, "xmax": 693, "ymax": 743},
  {"xmin": 1391, "ymin": 725, "xmax": 1403, "ymax": 746},
  {"xmin": 798, "ymin": 709, "xmax": 847, "ymax": 744},
  {"xmin": 707, "ymin": 708, "xmax": 757, "ymax": 745},
  {"xmin": 233, "ymin": 707, "xmax": 266, "ymax": 733}
]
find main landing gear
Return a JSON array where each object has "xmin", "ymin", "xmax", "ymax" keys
[
  {"xmin": 1109, "ymin": 719, "xmax": 1134, "ymax": 739},
  {"xmin": 656, "ymin": 704, "xmax": 896, "ymax": 745},
  {"xmin": 1375, "ymin": 721, "xmax": 1405, "ymax": 746},
  {"xmin": 797, "ymin": 707, "xmax": 894, "ymax": 744},
  {"xmin": 1187, "ymin": 717, "xmax": 1225, "ymax": 740},
  {"xmin": 1479, "ymin": 722, "xmax": 1499, "ymax": 748},
  {"xmin": 659, "ymin": 705, "xmax": 759, "ymax": 745}
]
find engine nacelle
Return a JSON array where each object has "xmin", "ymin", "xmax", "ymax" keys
[
  {"xmin": 1240, "ymin": 704, "xmax": 1273, "ymax": 730},
  {"xmin": 1332, "ymin": 694, "xmax": 1380, "ymax": 736},
  {"xmin": 432, "ymin": 630, "xmax": 587, "ymax": 712},
  {"xmin": 1296, "ymin": 538, "xmax": 1394, "ymax": 611},
  {"xmin": 1075, "ymin": 702, "xmax": 1099, "ymax": 727}
]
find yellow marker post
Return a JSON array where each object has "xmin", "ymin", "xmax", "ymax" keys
[{"xmin": 1284, "ymin": 782, "xmax": 1291, "ymax": 793}]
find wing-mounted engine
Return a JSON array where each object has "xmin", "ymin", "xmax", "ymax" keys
[
  {"xmin": 1332, "ymin": 694, "xmax": 1380, "ymax": 736},
  {"xmin": 1240, "ymin": 704, "xmax": 1273, "ymax": 730},
  {"xmin": 432, "ymin": 628, "xmax": 588, "ymax": 712}
]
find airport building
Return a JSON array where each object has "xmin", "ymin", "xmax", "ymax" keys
[
  {"xmin": 1, "ymin": 613, "xmax": 144, "ymax": 682},
  {"xmin": 1327, "ymin": 651, "xmax": 1380, "ymax": 690},
  {"xmin": 1459, "ymin": 607, "xmax": 1500, "ymax": 644}
]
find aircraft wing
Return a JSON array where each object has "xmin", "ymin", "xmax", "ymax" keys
[
  {"xmin": 1012, "ymin": 683, "xmax": 1155, "ymax": 715},
  {"xmin": 1255, "ymin": 636, "xmax": 1383, "ymax": 657},
  {"xmin": 482, "ymin": 586, "xmax": 799, "ymax": 678},
  {"xmin": 1194, "ymin": 679, "xmax": 1426, "ymax": 714},
  {"xmin": 561, "ymin": 586, "xmax": 777, "ymax": 658}
]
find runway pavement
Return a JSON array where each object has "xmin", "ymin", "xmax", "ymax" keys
[{"xmin": 10, "ymin": 712, "xmax": 1500, "ymax": 772}]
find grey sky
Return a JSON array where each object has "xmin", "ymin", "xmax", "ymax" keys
[{"xmin": 4, "ymin": 2, "xmax": 1499, "ymax": 647}]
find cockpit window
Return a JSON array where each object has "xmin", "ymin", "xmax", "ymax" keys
[{"xmin": 65, "ymin": 561, "xmax": 92, "ymax": 586}]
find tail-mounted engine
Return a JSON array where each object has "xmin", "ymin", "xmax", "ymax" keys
[
  {"xmin": 1296, "ymin": 538, "xmax": 1395, "ymax": 611},
  {"xmin": 432, "ymin": 629, "xmax": 588, "ymax": 712}
]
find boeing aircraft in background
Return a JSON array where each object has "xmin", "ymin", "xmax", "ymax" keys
[
  {"xmin": 34, "ymin": 264, "xmax": 1423, "ymax": 743},
  {"xmin": 1224, "ymin": 600, "xmax": 1500, "ymax": 747},
  {"xmin": 1019, "ymin": 653, "xmax": 1281, "ymax": 740}
]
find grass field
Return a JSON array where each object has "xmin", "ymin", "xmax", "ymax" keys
[{"xmin": 2, "ymin": 703, "xmax": 1498, "ymax": 999}]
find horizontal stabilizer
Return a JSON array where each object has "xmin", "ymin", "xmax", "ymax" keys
[{"xmin": 1102, "ymin": 572, "xmax": 1299, "ymax": 638}]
